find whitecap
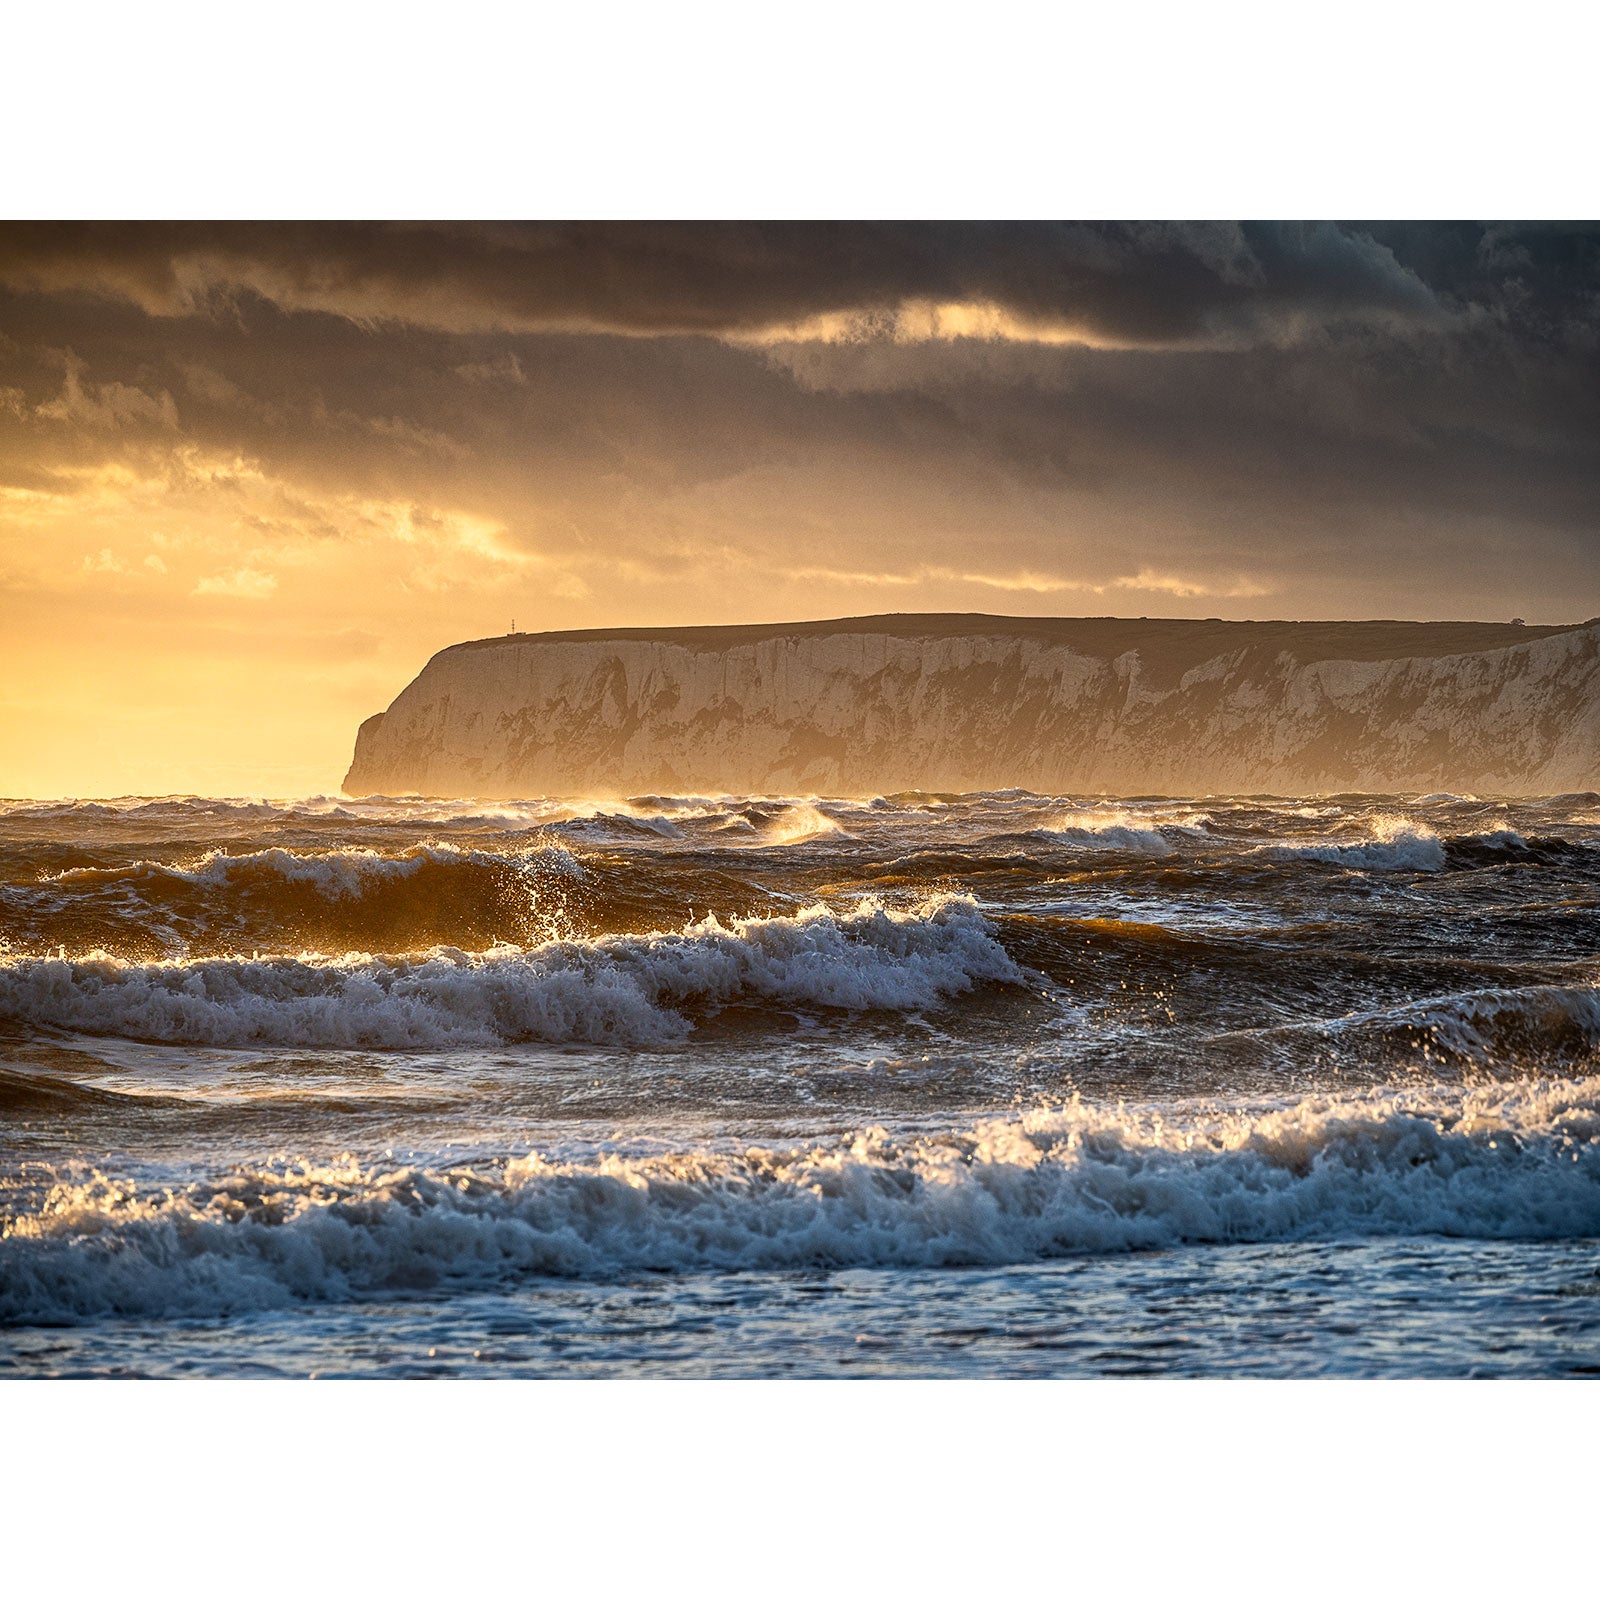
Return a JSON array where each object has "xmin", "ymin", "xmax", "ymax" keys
[
  {"xmin": 0, "ymin": 894, "xmax": 1022, "ymax": 1050},
  {"xmin": 7, "ymin": 1075, "xmax": 1600, "ymax": 1323}
]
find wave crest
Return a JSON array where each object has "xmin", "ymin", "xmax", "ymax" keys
[
  {"xmin": 0, "ymin": 894, "xmax": 1022, "ymax": 1049},
  {"xmin": 47, "ymin": 841, "xmax": 582, "ymax": 899},
  {"xmin": 1033, "ymin": 808, "xmax": 1174, "ymax": 856},
  {"xmin": 1257, "ymin": 813, "xmax": 1446, "ymax": 870},
  {"xmin": 5, "ymin": 843, "xmax": 585, "ymax": 959},
  {"xmin": 6, "ymin": 1076, "xmax": 1599, "ymax": 1323},
  {"xmin": 759, "ymin": 803, "xmax": 850, "ymax": 846}
]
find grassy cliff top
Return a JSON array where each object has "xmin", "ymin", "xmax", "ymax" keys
[{"xmin": 439, "ymin": 613, "xmax": 1592, "ymax": 673}]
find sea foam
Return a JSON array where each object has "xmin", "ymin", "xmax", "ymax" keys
[
  {"xmin": 0, "ymin": 894, "xmax": 1021, "ymax": 1049},
  {"xmin": 6, "ymin": 1076, "xmax": 1599, "ymax": 1324},
  {"xmin": 759, "ymin": 803, "xmax": 851, "ymax": 846},
  {"xmin": 1257, "ymin": 813, "xmax": 1447, "ymax": 870},
  {"xmin": 1033, "ymin": 808, "xmax": 1174, "ymax": 856}
]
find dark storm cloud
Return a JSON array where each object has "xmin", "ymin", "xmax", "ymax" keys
[
  {"xmin": 0, "ymin": 221, "xmax": 1596, "ymax": 622},
  {"xmin": 1361, "ymin": 221, "xmax": 1600, "ymax": 339},
  {"xmin": 0, "ymin": 220, "xmax": 1457, "ymax": 345}
]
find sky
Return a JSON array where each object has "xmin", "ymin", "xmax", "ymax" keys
[{"xmin": 1, "ymin": 220, "xmax": 1597, "ymax": 797}]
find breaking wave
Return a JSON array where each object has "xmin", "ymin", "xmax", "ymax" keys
[
  {"xmin": 1227, "ymin": 983, "xmax": 1600, "ymax": 1072},
  {"xmin": 7, "ymin": 1076, "xmax": 1600, "ymax": 1324},
  {"xmin": 759, "ymin": 803, "xmax": 851, "ymax": 846},
  {"xmin": 1257, "ymin": 813, "xmax": 1447, "ymax": 870},
  {"xmin": 3, "ymin": 843, "xmax": 586, "ymax": 957},
  {"xmin": 0, "ymin": 894, "xmax": 1022, "ymax": 1049},
  {"xmin": 1254, "ymin": 817, "xmax": 1589, "ymax": 873},
  {"xmin": 1393, "ymin": 984, "xmax": 1600, "ymax": 1064},
  {"xmin": 44, "ymin": 841, "xmax": 582, "ymax": 899},
  {"xmin": 1033, "ymin": 809, "xmax": 1175, "ymax": 856}
]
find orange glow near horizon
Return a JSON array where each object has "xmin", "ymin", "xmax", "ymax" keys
[
  {"xmin": 4, "ymin": 224, "xmax": 1588, "ymax": 797},
  {"xmin": 0, "ymin": 436, "xmax": 1300, "ymax": 798},
  {"xmin": 0, "ymin": 439, "xmax": 1572, "ymax": 797}
]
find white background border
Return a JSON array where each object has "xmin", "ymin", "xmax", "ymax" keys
[{"xmin": 4, "ymin": 0, "xmax": 1596, "ymax": 1587}]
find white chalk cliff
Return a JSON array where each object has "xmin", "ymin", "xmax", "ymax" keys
[{"xmin": 344, "ymin": 614, "xmax": 1600, "ymax": 797}]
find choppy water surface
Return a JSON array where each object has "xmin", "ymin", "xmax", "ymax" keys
[{"xmin": 3, "ymin": 789, "xmax": 1599, "ymax": 1377}]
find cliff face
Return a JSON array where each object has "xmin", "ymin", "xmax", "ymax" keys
[{"xmin": 343, "ymin": 614, "xmax": 1600, "ymax": 798}]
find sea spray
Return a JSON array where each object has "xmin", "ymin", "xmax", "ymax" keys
[
  {"xmin": 0, "ymin": 894, "xmax": 1023, "ymax": 1048},
  {"xmin": 7, "ymin": 1076, "xmax": 1600, "ymax": 1324}
]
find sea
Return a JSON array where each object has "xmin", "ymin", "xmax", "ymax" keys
[{"xmin": 2, "ymin": 789, "xmax": 1599, "ymax": 1378}]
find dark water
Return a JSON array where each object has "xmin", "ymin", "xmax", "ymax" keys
[{"xmin": 3, "ymin": 790, "xmax": 1599, "ymax": 1377}]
